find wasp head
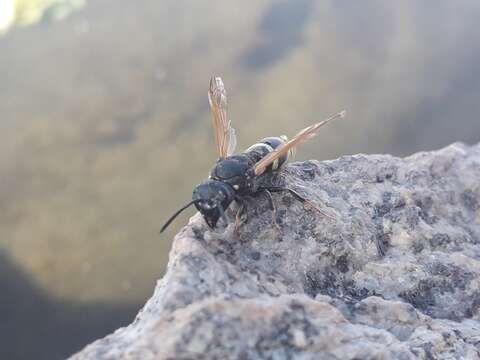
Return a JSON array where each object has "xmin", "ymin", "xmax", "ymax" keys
[{"xmin": 193, "ymin": 180, "xmax": 235, "ymax": 228}]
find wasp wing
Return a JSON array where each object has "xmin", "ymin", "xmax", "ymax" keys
[
  {"xmin": 254, "ymin": 110, "xmax": 346, "ymax": 175},
  {"xmin": 208, "ymin": 76, "xmax": 237, "ymax": 158},
  {"xmin": 226, "ymin": 127, "xmax": 237, "ymax": 157}
]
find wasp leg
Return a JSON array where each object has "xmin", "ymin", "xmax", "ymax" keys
[
  {"xmin": 234, "ymin": 199, "xmax": 247, "ymax": 236},
  {"xmin": 262, "ymin": 186, "xmax": 336, "ymax": 221},
  {"xmin": 262, "ymin": 189, "xmax": 281, "ymax": 233}
]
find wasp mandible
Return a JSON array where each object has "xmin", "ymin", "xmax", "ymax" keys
[{"xmin": 160, "ymin": 77, "xmax": 345, "ymax": 233}]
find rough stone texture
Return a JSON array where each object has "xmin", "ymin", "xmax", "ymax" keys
[{"xmin": 71, "ymin": 143, "xmax": 480, "ymax": 359}]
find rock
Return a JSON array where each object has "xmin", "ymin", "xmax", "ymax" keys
[{"xmin": 70, "ymin": 143, "xmax": 480, "ymax": 359}]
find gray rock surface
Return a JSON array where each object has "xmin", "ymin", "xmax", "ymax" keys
[{"xmin": 71, "ymin": 143, "xmax": 480, "ymax": 359}]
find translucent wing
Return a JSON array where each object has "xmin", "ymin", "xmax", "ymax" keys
[
  {"xmin": 208, "ymin": 76, "xmax": 237, "ymax": 158},
  {"xmin": 226, "ymin": 127, "xmax": 237, "ymax": 157},
  {"xmin": 254, "ymin": 110, "xmax": 346, "ymax": 175}
]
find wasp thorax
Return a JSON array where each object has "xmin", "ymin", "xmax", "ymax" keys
[
  {"xmin": 210, "ymin": 155, "xmax": 254, "ymax": 194},
  {"xmin": 192, "ymin": 180, "xmax": 235, "ymax": 228}
]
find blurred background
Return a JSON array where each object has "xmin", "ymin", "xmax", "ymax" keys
[{"xmin": 1, "ymin": 0, "xmax": 480, "ymax": 358}]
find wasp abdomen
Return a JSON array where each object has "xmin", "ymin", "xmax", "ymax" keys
[{"xmin": 245, "ymin": 136, "xmax": 293, "ymax": 171}]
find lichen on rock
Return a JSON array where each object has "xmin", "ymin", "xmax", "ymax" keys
[{"xmin": 71, "ymin": 142, "xmax": 480, "ymax": 359}]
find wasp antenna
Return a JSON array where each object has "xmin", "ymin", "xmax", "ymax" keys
[{"xmin": 160, "ymin": 200, "xmax": 198, "ymax": 233}]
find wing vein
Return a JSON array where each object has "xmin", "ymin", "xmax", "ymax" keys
[
  {"xmin": 254, "ymin": 110, "xmax": 346, "ymax": 175},
  {"xmin": 208, "ymin": 77, "xmax": 237, "ymax": 158}
]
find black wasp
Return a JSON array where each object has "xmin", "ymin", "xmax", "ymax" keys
[{"xmin": 160, "ymin": 77, "xmax": 345, "ymax": 233}]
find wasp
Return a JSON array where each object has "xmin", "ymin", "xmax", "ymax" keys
[{"xmin": 160, "ymin": 77, "xmax": 345, "ymax": 233}]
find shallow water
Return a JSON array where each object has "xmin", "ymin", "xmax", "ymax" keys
[{"xmin": 1, "ymin": 0, "xmax": 480, "ymax": 358}]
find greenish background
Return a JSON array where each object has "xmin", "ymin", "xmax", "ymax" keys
[{"xmin": 1, "ymin": 0, "xmax": 480, "ymax": 358}]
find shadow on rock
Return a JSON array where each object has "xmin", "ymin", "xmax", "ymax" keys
[{"xmin": 0, "ymin": 251, "xmax": 139, "ymax": 360}]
